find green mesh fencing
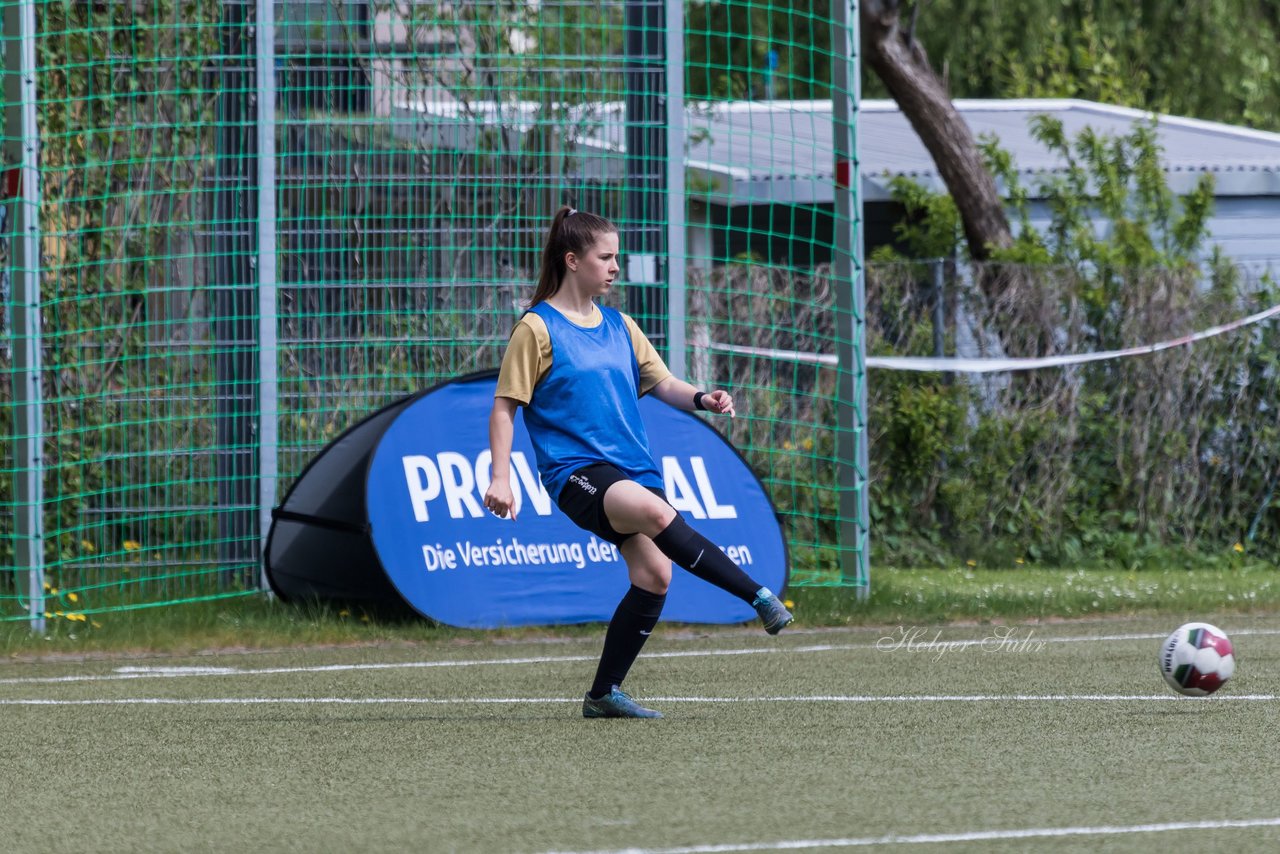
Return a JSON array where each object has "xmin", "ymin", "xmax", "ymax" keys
[{"xmin": 1, "ymin": 0, "xmax": 866, "ymax": 624}]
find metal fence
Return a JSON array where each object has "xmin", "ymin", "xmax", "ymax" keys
[{"xmin": 1, "ymin": 0, "xmax": 867, "ymax": 626}]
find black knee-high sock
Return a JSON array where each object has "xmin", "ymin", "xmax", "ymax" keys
[
  {"xmin": 652, "ymin": 515, "xmax": 760, "ymax": 603},
  {"xmin": 589, "ymin": 585, "xmax": 666, "ymax": 699}
]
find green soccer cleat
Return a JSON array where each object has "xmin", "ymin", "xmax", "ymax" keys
[
  {"xmin": 582, "ymin": 687, "xmax": 664, "ymax": 719},
  {"xmin": 752, "ymin": 588, "xmax": 793, "ymax": 635}
]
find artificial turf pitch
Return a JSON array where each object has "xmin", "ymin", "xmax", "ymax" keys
[{"xmin": 2, "ymin": 615, "xmax": 1279, "ymax": 853}]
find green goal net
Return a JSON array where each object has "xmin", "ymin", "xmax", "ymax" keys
[{"xmin": 1, "ymin": 0, "xmax": 867, "ymax": 624}]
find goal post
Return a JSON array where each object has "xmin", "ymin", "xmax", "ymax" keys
[
  {"xmin": 3, "ymin": 0, "xmax": 47, "ymax": 630},
  {"xmin": 830, "ymin": 0, "xmax": 870, "ymax": 594}
]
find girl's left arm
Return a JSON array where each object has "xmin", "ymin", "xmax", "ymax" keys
[{"xmin": 650, "ymin": 376, "xmax": 735, "ymax": 417}]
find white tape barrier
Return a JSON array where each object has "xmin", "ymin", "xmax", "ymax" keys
[{"xmin": 705, "ymin": 302, "xmax": 1280, "ymax": 373}]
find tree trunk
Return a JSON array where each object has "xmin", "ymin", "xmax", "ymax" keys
[
  {"xmin": 858, "ymin": 0, "xmax": 1066, "ymax": 370},
  {"xmin": 860, "ymin": 0, "xmax": 1013, "ymax": 260}
]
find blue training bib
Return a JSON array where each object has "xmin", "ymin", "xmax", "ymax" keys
[{"xmin": 522, "ymin": 303, "xmax": 663, "ymax": 500}]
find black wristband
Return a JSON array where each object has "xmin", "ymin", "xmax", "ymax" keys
[{"xmin": 693, "ymin": 391, "xmax": 708, "ymax": 411}]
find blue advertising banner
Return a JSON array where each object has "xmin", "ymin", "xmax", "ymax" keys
[{"xmin": 364, "ymin": 373, "xmax": 788, "ymax": 628}]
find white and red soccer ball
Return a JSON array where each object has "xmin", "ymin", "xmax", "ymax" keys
[{"xmin": 1159, "ymin": 622, "xmax": 1235, "ymax": 696}]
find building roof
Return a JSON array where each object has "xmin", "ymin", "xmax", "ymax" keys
[
  {"xmin": 393, "ymin": 95, "xmax": 1280, "ymax": 206},
  {"xmin": 689, "ymin": 99, "xmax": 1280, "ymax": 205}
]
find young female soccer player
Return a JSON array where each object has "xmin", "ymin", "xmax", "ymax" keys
[{"xmin": 483, "ymin": 206, "xmax": 792, "ymax": 719}]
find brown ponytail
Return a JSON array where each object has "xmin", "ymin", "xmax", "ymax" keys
[{"xmin": 528, "ymin": 206, "xmax": 617, "ymax": 306}]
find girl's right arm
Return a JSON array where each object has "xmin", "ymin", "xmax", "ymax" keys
[{"xmin": 484, "ymin": 396, "xmax": 521, "ymax": 520}]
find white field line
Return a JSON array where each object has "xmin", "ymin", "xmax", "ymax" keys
[
  {"xmin": 1, "ymin": 627, "xmax": 1277, "ymax": 688},
  {"xmin": 0, "ymin": 693, "xmax": 1275, "ymax": 706},
  {"xmin": 535, "ymin": 817, "xmax": 1280, "ymax": 853}
]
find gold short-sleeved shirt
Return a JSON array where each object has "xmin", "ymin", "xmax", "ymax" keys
[{"xmin": 495, "ymin": 303, "xmax": 671, "ymax": 404}]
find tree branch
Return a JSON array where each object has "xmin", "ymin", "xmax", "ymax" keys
[{"xmin": 861, "ymin": 0, "xmax": 1013, "ymax": 260}]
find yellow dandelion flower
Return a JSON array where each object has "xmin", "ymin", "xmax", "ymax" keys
[
  {"xmin": 123, "ymin": 540, "xmax": 141, "ymax": 551},
  {"xmin": 338, "ymin": 609, "xmax": 351, "ymax": 618},
  {"xmin": 784, "ymin": 599, "xmax": 795, "ymax": 609},
  {"xmin": 67, "ymin": 592, "xmax": 79, "ymax": 603},
  {"xmin": 81, "ymin": 540, "xmax": 96, "ymax": 553},
  {"xmin": 43, "ymin": 612, "xmax": 53, "ymax": 619},
  {"xmin": 1233, "ymin": 543, "xmax": 1245, "ymax": 553},
  {"xmin": 801, "ymin": 438, "xmax": 814, "ymax": 451},
  {"xmin": 49, "ymin": 588, "xmax": 59, "ymax": 596},
  {"xmin": 966, "ymin": 560, "xmax": 977, "ymax": 567},
  {"xmin": 1015, "ymin": 558, "xmax": 1025, "ymax": 565}
]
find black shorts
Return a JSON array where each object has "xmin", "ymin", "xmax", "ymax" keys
[{"xmin": 556, "ymin": 463, "xmax": 669, "ymax": 547}]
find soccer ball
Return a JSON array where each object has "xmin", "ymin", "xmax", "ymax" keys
[{"xmin": 1159, "ymin": 622, "xmax": 1235, "ymax": 696}]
